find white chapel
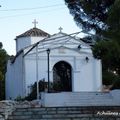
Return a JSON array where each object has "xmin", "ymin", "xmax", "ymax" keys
[{"xmin": 6, "ymin": 22, "xmax": 102, "ymax": 100}]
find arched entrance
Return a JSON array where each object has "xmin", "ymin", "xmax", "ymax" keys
[{"xmin": 53, "ymin": 61, "xmax": 72, "ymax": 92}]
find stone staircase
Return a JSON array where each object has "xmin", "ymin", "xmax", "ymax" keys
[{"xmin": 7, "ymin": 106, "xmax": 120, "ymax": 120}]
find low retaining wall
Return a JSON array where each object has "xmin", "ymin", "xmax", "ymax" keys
[
  {"xmin": 0, "ymin": 101, "xmax": 16, "ymax": 120},
  {"xmin": 41, "ymin": 90, "xmax": 120, "ymax": 107},
  {"xmin": 0, "ymin": 100, "xmax": 41, "ymax": 120}
]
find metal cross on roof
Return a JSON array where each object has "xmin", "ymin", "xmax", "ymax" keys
[
  {"xmin": 32, "ymin": 19, "xmax": 38, "ymax": 28},
  {"xmin": 59, "ymin": 27, "xmax": 63, "ymax": 33}
]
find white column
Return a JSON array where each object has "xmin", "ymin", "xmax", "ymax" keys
[{"xmin": 36, "ymin": 44, "xmax": 39, "ymax": 99}]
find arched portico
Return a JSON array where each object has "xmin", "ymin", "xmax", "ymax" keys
[{"xmin": 52, "ymin": 61, "xmax": 72, "ymax": 92}]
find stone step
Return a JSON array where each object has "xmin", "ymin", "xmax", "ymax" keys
[
  {"xmin": 68, "ymin": 93, "xmax": 113, "ymax": 99},
  {"xmin": 63, "ymin": 93, "xmax": 114, "ymax": 106},
  {"xmin": 12, "ymin": 108, "xmax": 94, "ymax": 115},
  {"xmin": 11, "ymin": 109, "xmax": 93, "ymax": 116},
  {"xmin": 66, "ymin": 97, "xmax": 113, "ymax": 100},
  {"xmin": 8, "ymin": 114, "xmax": 93, "ymax": 120},
  {"xmin": 7, "ymin": 106, "xmax": 120, "ymax": 120},
  {"xmin": 64, "ymin": 98, "xmax": 114, "ymax": 106},
  {"xmin": 14, "ymin": 106, "xmax": 120, "ymax": 111}
]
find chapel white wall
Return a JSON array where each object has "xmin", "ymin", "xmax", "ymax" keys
[
  {"xmin": 6, "ymin": 53, "xmax": 25, "ymax": 99},
  {"xmin": 74, "ymin": 58, "xmax": 102, "ymax": 91},
  {"xmin": 24, "ymin": 48, "xmax": 102, "ymax": 96},
  {"xmin": 16, "ymin": 37, "xmax": 31, "ymax": 53},
  {"xmin": 16, "ymin": 37, "xmax": 46, "ymax": 53}
]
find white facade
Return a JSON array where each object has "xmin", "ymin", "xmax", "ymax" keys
[
  {"xmin": 16, "ymin": 36, "xmax": 47, "ymax": 52},
  {"xmin": 6, "ymin": 52, "xmax": 24, "ymax": 99},
  {"xmin": 6, "ymin": 28, "xmax": 102, "ymax": 100}
]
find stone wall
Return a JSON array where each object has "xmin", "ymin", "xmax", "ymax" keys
[
  {"xmin": 0, "ymin": 101, "xmax": 16, "ymax": 120},
  {"xmin": 0, "ymin": 100, "xmax": 41, "ymax": 120}
]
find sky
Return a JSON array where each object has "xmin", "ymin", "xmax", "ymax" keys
[{"xmin": 0, "ymin": 0, "xmax": 80, "ymax": 55}]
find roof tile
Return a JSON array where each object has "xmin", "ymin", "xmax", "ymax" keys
[{"xmin": 16, "ymin": 27, "xmax": 50, "ymax": 39}]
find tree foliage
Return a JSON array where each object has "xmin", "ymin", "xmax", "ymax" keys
[
  {"xmin": 65, "ymin": 0, "xmax": 120, "ymax": 88},
  {"xmin": 0, "ymin": 42, "xmax": 9, "ymax": 100},
  {"xmin": 92, "ymin": 0, "xmax": 120, "ymax": 88},
  {"xmin": 92, "ymin": 40, "xmax": 120, "ymax": 87},
  {"xmin": 92, "ymin": 40, "xmax": 120, "ymax": 74},
  {"xmin": 107, "ymin": 0, "xmax": 120, "ymax": 31},
  {"xmin": 105, "ymin": 0, "xmax": 120, "ymax": 44},
  {"xmin": 0, "ymin": 43, "xmax": 8, "ymax": 74},
  {"xmin": 65, "ymin": 0, "xmax": 115, "ymax": 33}
]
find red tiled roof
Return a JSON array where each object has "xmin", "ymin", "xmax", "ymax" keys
[{"xmin": 16, "ymin": 27, "xmax": 50, "ymax": 39}]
